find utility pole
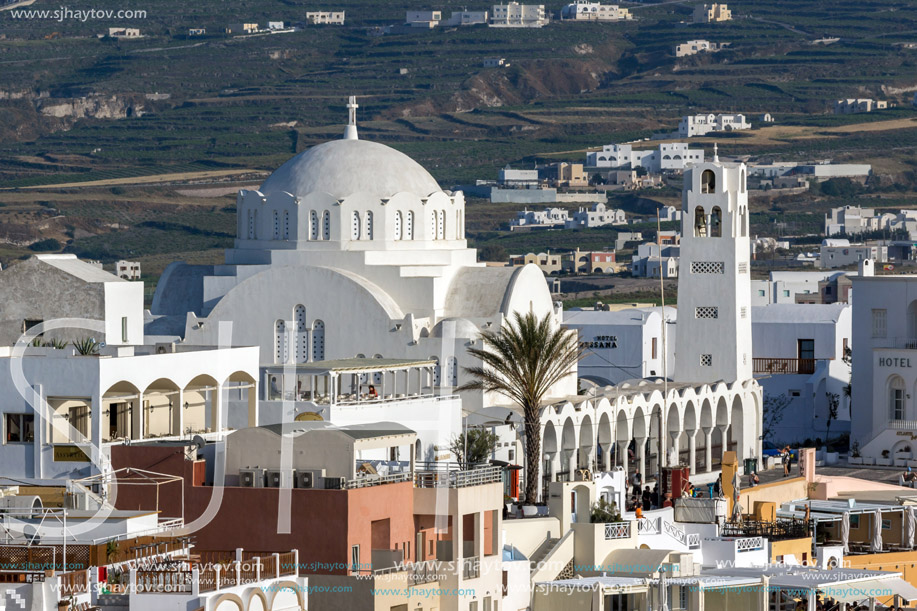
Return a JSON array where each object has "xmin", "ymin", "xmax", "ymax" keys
[{"xmin": 657, "ymin": 209, "xmax": 668, "ymax": 490}]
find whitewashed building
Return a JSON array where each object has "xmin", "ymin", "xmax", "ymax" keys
[
  {"xmin": 305, "ymin": 11, "xmax": 345, "ymax": 25},
  {"xmin": 565, "ymin": 307, "xmax": 676, "ymax": 385},
  {"xmin": 444, "ymin": 10, "xmax": 489, "ymax": 26},
  {"xmin": 561, "ymin": 1, "xmax": 632, "ymax": 21},
  {"xmin": 150, "ymin": 98, "xmax": 575, "ymax": 420},
  {"xmin": 587, "ymin": 142, "xmax": 704, "ymax": 173},
  {"xmin": 490, "ymin": 3, "xmax": 547, "ymax": 27},
  {"xmin": 678, "ymin": 114, "xmax": 750, "ymax": 138},
  {"xmin": 851, "ymin": 266, "xmax": 917, "ymax": 460},
  {"xmin": 564, "ymin": 202, "xmax": 626, "ymax": 228},
  {"xmin": 818, "ymin": 239, "xmax": 888, "ymax": 269},
  {"xmin": 752, "ymin": 304, "xmax": 852, "ymax": 444},
  {"xmin": 675, "ymin": 40, "xmax": 726, "ymax": 57},
  {"xmin": 511, "ymin": 207, "xmax": 570, "ymax": 227}
]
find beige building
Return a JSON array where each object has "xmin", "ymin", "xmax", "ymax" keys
[
  {"xmin": 834, "ymin": 98, "xmax": 888, "ymax": 114},
  {"xmin": 560, "ymin": 1, "xmax": 632, "ymax": 21},
  {"xmin": 108, "ymin": 27, "xmax": 141, "ymax": 38},
  {"xmin": 693, "ymin": 3, "xmax": 731, "ymax": 23},
  {"xmin": 225, "ymin": 22, "xmax": 259, "ymax": 34},
  {"xmin": 675, "ymin": 39, "xmax": 727, "ymax": 57},
  {"xmin": 509, "ymin": 251, "xmax": 563, "ymax": 274}
]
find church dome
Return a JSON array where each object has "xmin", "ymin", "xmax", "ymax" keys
[{"xmin": 259, "ymin": 138, "xmax": 442, "ymax": 200}]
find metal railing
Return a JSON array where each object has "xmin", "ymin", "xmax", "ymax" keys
[
  {"xmin": 344, "ymin": 472, "xmax": 412, "ymax": 489},
  {"xmin": 753, "ymin": 358, "xmax": 816, "ymax": 375},
  {"xmin": 604, "ymin": 522, "xmax": 631, "ymax": 540},
  {"xmin": 637, "ymin": 517, "xmax": 661, "ymax": 535},
  {"xmin": 882, "ymin": 338, "xmax": 917, "ymax": 350},
  {"xmin": 462, "ymin": 556, "xmax": 480, "ymax": 580},
  {"xmin": 414, "ymin": 465, "xmax": 502, "ymax": 488}
]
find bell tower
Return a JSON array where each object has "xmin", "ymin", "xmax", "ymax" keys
[{"xmin": 674, "ymin": 156, "xmax": 752, "ymax": 383}]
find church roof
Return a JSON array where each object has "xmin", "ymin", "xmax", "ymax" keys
[{"xmin": 258, "ymin": 138, "xmax": 442, "ymax": 199}]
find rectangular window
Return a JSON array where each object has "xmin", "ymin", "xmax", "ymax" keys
[
  {"xmin": 351, "ymin": 545, "xmax": 360, "ymax": 574},
  {"xmin": 782, "ymin": 290, "xmax": 790, "ymax": 298},
  {"xmin": 798, "ymin": 339, "xmax": 815, "ymax": 361},
  {"xmin": 5, "ymin": 413, "xmax": 35, "ymax": 443},
  {"xmin": 121, "ymin": 317, "xmax": 128, "ymax": 343},
  {"xmin": 700, "ymin": 354, "xmax": 712, "ymax": 367},
  {"xmin": 695, "ymin": 306, "xmax": 718, "ymax": 319},
  {"xmin": 872, "ymin": 309, "xmax": 887, "ymax": 338},
  {"xmin": 652, "ymin": 337, "xmax": 658, "ymax": 360},
  {"xmin": 758, "ymin": 290, "xmax": 766, "ymax": 297}
]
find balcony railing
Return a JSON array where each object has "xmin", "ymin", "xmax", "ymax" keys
[
  {"xmin": 414, "ymin": 465, "xmax": 502, "ymax": 489},
  {"xmin": 344, "ymin": 472, "xmax": 412, "ymax": 489},
  {"xmin": 604, "ymin": 522, "xmax": 631, "ymax": 540},
  {"xmin": 462, "ymin": 556, "xmax": 480, "ymax": 580},
  {"xmin": 753, "ymin": 358, "xmax": 816, "ymax": 375},
  {"xmin": 881, "ymin": 338, "xmax": 917, "ymax": 350},
  {"xmin": 736, "ymin": 537, "xmax": 765, "ymax": 552},
  {"xmin": 687, "ymin": 533, "xmax": 701, "ymax": 549},
  {"xmin": 889, "ymin": 419, "xmax": 917, "ymax": 431}
]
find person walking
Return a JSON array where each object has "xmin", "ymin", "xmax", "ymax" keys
[{"xmin": 631, "ymin": 469, "xmax": 643, "ymax": 497}]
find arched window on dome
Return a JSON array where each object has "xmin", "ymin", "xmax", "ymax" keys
[
  {"xmin": 294, "ymin": 305, "xmax": 308, "ymax": 363},
  {"xmin": 310, "ymin": 211, "xmax": 319, "ymax": 240},
  {"xmin": 352, "ymin": 211, "xmax": 361, "ymax": 240},
  {"xmin": 321, "ymin": 211, "xmax": 330, "ymax": 240},
  {"xmin": 274, "ymin": 320, "xmax": 288, "ymax": 364},
  {"xmin": 364, "ymin": 211, "xmax": 373, "ymax": 240},
  {"xmin": 283, "ymin": 211, "xmax": 290, "ymax": 240},
  {"xmin": 437, "ymin": 210, "xmax": 445, "ymax": 240},
  {"xmin": 273, "ymin": 211, "xmax": 281, "ymax": 240},
  {"xmin": 701, "ymin": 169, "xmax": 716, "ymax": 194},
  {"xmin": 394, "ymin": 211, "xmax": 403, "ymax": 240},
  {"xmin": 312, "ymin": 320, "xmax": 325, "ymax": 361},
  {"xmin": 405, "ymin": 211, "xmax": 414, "ymax": 240}
]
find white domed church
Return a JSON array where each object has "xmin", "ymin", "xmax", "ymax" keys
[{"xmin": 151, "ymin": 98, "xmax": 574, "ymax": 419}]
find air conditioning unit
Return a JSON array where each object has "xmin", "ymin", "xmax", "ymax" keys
[
  {"xmin": 323, "ymin": 476, "xmax": 346, "ymax": 490},
  {"xmin": 294, "ymin": 469, "xmax": 325, "ymax": 489},
  {"xmin": 239, "ymin": 467, "xmax": 266, "ymax": 488},
  {"xmin": 265, "ymin": 469, "xmax": 294, "ymax": 488}
]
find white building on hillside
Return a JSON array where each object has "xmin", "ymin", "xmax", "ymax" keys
[
  {"xmin": 511, "ymin": 207, "xmax": 570, "ymax": 227},
  {"xmin": 305, "ymin": 11, "xmax": 345, "ymax": 25},
  {"xmin": 444, "ymin": 10, "xmax": 488, "ymax": 25},
  {"xmin": 752, "ymin": 304, "xmax": 852, "ymax": 445},
  {"xmin": 564, "ymin": 202, "xmax": 626, "ymax": 228},
  {"xmin": 679, "ymin": 114, "xmax": 750, "ymax": 138},
  {"xmin": 405, "ymin": 10, "xmax": 441, "ymax": 27},
  {"xmin": 149, "ymin": 98, "xmax": 575, "ymax": 423},
  {"xmin": 587, "ymin": 142, "xmax": 704, "ymax": 173},
  {"xmin": 490, "ymin": 2, "xmax": 547, "ymax": 27},
  {"xmin": 675, "ymin": 40, "xmax": 727, "ymax": 57},
  {"xmin": 561, "ymin": 1, "xmax": 632, "ymax": 21},
  {"xmin": 826, "ymin": 205, "xmax": 917, "ymax": 239},
  {"xmin": 819, "ymin": 239, "xmax": 887, "ymax": 269}
]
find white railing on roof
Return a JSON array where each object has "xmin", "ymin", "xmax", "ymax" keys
[
  {"xmin": 604, "ymin": 522, "xmax": 631, "ymax": 540},
  {"xmin": 736, "ymin": 537, "xmax": 764, "ymax": 552},
  {"xmin": 637, "ymin": 517, "xmax": 661, "ymax": 535},
  {"xmin": 663, "ymin": 520, "xmax": 687, "ymax": 546},
  {"xmin": 414, "ymin": 465, "xmax": 502, "ymax": 488},
  {"xmin": 344, "ymin": 472, "xmax": 412, "ymax": 489},
  {"xmin": 890, "ymin": 420, "xmax": 917, "ymax": 431},
  {"xmin": 687, "ymin": 533, "xmax": 701, "ymax": 549}
]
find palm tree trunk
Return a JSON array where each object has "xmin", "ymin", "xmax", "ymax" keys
[{"xmin": 524, "ymin": 403, "xmax": 541, "ymax": 504}]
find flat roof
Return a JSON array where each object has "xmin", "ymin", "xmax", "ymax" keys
[
  {"xmin": 259, "ymin": 421, "xmax": 416, "ymax": 440},
  {"xmin": 263, "ymin": 358, "xmax": 435, "ymax": 374}
]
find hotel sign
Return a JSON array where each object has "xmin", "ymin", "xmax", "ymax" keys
[
  {"xmin": 879, "ymin": 357, "xmax": 912, "ymax": 368},
  {"xmin": 53, "ymin": 445, "xmax": 89, "ymax": 462},
  {"xmin": 581, "ymin": 335, "xmax": 618, "ymax": 349}
]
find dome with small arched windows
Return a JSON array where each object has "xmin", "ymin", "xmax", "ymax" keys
[{"xmin": 259, "ymin": 138, "xmax": 442, "ymax": 200}]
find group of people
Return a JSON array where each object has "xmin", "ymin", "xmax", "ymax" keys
[
  {"xmin": 625, "ymin": 470, "xmax": 702, "ymax": 514},
  {"xmin": 780, "ymin": 445, "xmax": 795, "ymax": 477}
]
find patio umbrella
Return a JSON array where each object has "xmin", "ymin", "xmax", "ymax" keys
[
  {"xmin": 904, "ymin": 507, "xmax": 917, "ymax": 549},
  {"xmin": 731, "ymin": 468, "xmax": 742, "ymax": 522},
  {"xmin": 870, "ymin": 508, "xmax": 883, "ymax": 553},
  {"xmin": 841, "ymin": 512, "xmax": 850, "ymax": 555}
]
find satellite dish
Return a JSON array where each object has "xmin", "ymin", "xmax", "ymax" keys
[{"xmin": 191, "ymin": 435, "xmax": 206, "ymax": 450}]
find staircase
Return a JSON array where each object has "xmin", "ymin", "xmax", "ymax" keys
[{"xmin": 528, "ymin": 537, "xmax": 559, "ymax": 573}]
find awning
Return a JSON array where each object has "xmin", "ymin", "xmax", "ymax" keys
[{"xmin": 820, "ymin": 578, "xmax": 917, "ymax": 604}]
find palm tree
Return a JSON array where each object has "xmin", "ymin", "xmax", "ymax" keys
[{"xmin": 458, "ymin": 311, "xmax": 581, "ymax": 504}]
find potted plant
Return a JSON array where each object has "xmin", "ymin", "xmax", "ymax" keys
[
  {"xmin": 57, "ymin": 598, "xmax": 71, "ymax": 611},
  {"xmin": 590, "ymin": 498, "xmax": 622, "ymax": 523},
  {"xmin": 848, "ymin": 441, "xmax": 863, "ymax": 466},
  {"xmin": 504, "ymin": 494, "xmax": 515, "ymax": 514},
  {"xmin": 877, "ymin": 449, "xmax": 892, "ymax": 467}
]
